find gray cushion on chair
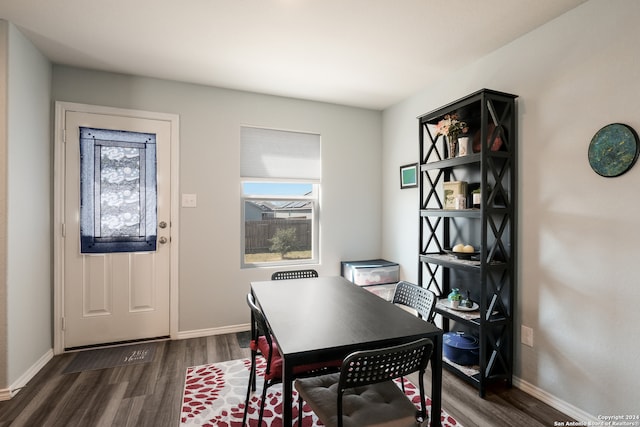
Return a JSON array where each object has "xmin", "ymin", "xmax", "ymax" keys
[{"xmin": 295, "ymin": 373, "xmax": 420, "ymax": 427}]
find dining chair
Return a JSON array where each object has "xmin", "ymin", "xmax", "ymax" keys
[
  {"xmin": 271, "ymin": 269, "xmax": 318, "ymax": 280},
  {"xmin": 391, "ymin": 281, "xmax": 437, "ymax": 394},
  {"xmin": 295, "ymin": 337, "xmax": 434, "ymax": 427},
  {"xmin": 242, "ymin": 293, "xmax": 340, "ymax": 426},
  {"xmin": 392, "ymin": 280, "xmax": 437, "ymax": 323}
]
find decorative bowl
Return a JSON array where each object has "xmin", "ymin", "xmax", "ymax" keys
[{"xmin": 444, "ymin": 249, "xmax": 480, "ymax": 260}]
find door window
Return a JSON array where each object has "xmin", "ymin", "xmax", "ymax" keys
[{"xmin": 79, "ymin": 127, "xmax": 157, "ymax": 253}]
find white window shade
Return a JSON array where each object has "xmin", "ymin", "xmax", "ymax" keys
[{"xmin": 241, "ymin": 127, "xmax": 320, "ymax": 181}]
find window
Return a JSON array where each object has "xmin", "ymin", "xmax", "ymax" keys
[
  {"xmin": 79, "ymin": 127, "xmax": 157, "ymax": 253},
  {"xmin": 240, "ymin": 127, "xmax": 320, "ymax": 267}
]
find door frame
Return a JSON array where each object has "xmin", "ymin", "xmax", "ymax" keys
[{"xmin": 53, "ymin": 101, "xmax": 180, "ymax": 354}]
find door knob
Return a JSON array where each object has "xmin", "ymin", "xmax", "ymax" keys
[
  {"xmin": 159, "ymin": 221, "xmax": 168, "ymax": 229},
  {"xmin": 159, "ymin": 236, "xmax": 168, "ymax": 244}
]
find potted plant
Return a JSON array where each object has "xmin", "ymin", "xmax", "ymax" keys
[{"xmin": 448, "ymin": 288, "xmax": 462, "ymax": 308}]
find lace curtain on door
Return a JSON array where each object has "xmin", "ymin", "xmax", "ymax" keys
[{"xmin": 79, "ymin": 127, "xmax": 157, "ymax": 253}]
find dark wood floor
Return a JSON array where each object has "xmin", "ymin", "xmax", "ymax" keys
[{"xmin": 0, "ymin": 334, "xmax": 570, "ymax": 427}]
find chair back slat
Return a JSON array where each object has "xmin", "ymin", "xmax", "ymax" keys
[
  {"xmin": 271, "ymin": 269, "xmax": 318, "ymax": 280},
  {"xmin": 339, "ymin": 338, "xmax": 433, "ymax": 390},
  {"xmin": 392, "ymin": 281, "xmax": 437, "ymax": 322}
]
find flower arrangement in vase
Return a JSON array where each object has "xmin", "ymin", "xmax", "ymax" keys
[{"xmin": 435, "ymin": 114, "xmax": 468, "ymax": 158}]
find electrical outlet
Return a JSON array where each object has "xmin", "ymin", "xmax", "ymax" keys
[{"xmin": 521, "ymin": 325, "xmax": 534, "ymax": 347}]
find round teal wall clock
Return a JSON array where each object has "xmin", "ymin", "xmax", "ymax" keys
[{"xmin": 588, "ymin": 123, "xmax": 639, "ymax": 177}]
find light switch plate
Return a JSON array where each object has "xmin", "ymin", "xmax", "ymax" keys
[
  {"xmin": 182, "ymin": 193, "xmax": 197, "ymax": 208},
  {"xmin": 521, "ymin": 325, "xmax": 534, "ymax": 347}
]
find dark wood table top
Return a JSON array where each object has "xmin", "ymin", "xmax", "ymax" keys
[{"xmin": 251, "ymin": 276, "xmax": 442, "ymax": 361}]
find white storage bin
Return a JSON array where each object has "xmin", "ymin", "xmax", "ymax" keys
[{"xmin": 341, "ymin": 259, "xmax": 400, "ymax": 286}]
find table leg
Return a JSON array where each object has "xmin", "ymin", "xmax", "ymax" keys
[
  {"xmin": 282, "ymin": 358, "xmax": 293, "ymax": 426},
  {"xmin": 430, "ymin": 335, "xmax": 443, "ymax": 427}
]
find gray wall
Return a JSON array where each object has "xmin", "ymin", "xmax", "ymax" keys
[
  {"xmin": 1, "ymin": 21, "xmax": 52, "ymax": 388},
  {"xmin": 52, "ymin": 67, "xmax": 383, "ymax": 333},
  {"xmin": 382, "ymin": 0, "xmax": 639, "ymax": 418}
]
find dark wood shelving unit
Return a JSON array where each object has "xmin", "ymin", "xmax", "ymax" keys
[{"xmin": 417, "ymin": 88, "xmax": 518, "ymax": 397}]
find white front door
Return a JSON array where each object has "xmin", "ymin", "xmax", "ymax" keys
[{"xmin": 61, "ymin": 108, "xmax": 173, "ymax": 349}]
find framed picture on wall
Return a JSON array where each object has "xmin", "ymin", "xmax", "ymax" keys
[{"xmin": 400, "ymin": 163, "xmax": 418, "ymax": 189}]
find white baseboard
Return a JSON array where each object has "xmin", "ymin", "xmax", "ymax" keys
[
  {"xmin": 514, "ymin": 376, "xmax": 598, "ymax": 423},
  {"xmin": 176, "ymin": 323, "xmax": 251, "ymax": 340},
  {"xmin": 0, "ymin": 349, "xmax": 54, "ymax": 401}
]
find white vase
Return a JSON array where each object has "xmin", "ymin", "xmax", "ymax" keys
[{"xmin": 458, "ymin": 136, "xmax": 471, "ymax": 156}]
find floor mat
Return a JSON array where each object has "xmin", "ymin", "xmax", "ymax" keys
[{"xmin": 62, "ymin": 342, "xmax": 156, "ymax": 374}]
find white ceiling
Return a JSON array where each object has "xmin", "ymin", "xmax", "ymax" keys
[{"xmin": 1, "ymin": 0, "xmax": 586, "ymax": 110}]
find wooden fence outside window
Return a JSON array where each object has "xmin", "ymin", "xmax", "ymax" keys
[{"xmin": 244, "ymin": 219, "xmax": 312, "ymax": 253}]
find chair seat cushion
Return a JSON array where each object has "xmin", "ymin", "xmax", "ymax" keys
[
  {"xmin": 295, "ymin": 373, "xmax": 419, "ymax": 427},
  {"xmin": 251, "ymin": 337, "xmax": 341, "ymax": 380}
]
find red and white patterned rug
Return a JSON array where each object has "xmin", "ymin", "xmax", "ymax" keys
[{"xmin": 181, "ymin": 357, "xmax": 462, "ymax": 427}]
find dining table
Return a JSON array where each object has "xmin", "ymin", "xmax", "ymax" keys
[{"xmin": 250, "ymin": 275, "xmax": 443, "ymax": 427}]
